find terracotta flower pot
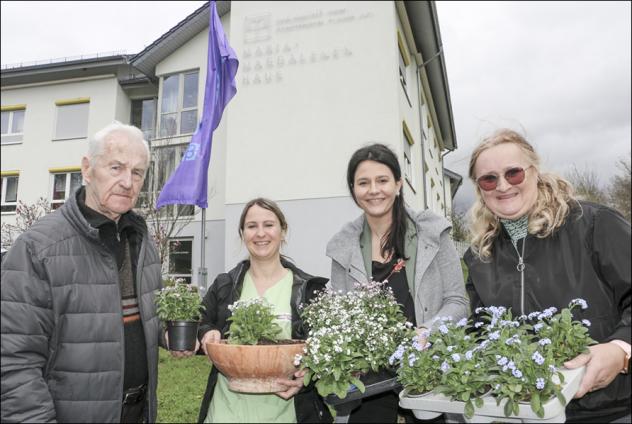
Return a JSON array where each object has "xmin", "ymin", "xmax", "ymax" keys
[{"xmin": 206, "ymin": 340, "xmax": 305, "ymax": 393}]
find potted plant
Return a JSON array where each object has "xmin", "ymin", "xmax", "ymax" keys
[
  {"xmin": 205, "ymin": 298, "xmax": 305, "ymax": 393},
  {"xmin": 431, "ymin": 317, "xmax": 493, "ymax": 419},
  {"xmin": 297, "ymin": 281, "xmax": 411, "ymax": 399},
  {"xmin": 155, "ymin": 278, "xmax": 204, "ymax": 351},
  {"xmin": 389, "ymin": 333, "xmax": 441, "ymax": 397},
  {"xmin": 396, "ymin": 300, "xmax": 594, "ymax": 422}
]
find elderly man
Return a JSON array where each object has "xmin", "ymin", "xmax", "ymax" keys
[{"xmin": 2, "ymin": 121, "xmax": 165, "ymax": 422}]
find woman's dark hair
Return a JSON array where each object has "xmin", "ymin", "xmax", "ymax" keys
[
  {"xmin": 238, "ymin": 197, "xmax": 288, "ymax": 238},
  {"xmin": 346, "ymin": 143, "xmax": 409, "ymax": 261}
]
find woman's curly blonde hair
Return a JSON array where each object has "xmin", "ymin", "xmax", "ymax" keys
[{"xmin": 468, "ymin": 129, "xmax": 578, "ymax": 260}]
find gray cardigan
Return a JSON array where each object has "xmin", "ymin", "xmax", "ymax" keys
[{"xmin": 326, "ymin": 208, "xmax": 469, "ymax": 329}]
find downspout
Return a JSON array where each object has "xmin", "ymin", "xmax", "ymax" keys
[{"xmin": 415, "ymin": 65, "xmax": 428, "ymax": 210}]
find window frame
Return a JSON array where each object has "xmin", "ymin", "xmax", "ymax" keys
[
  {"xmin": 158, "ymin": 70, "xmax": 199, "ymax": 138},
  {"xmin": 140, "ymin": 143, "xmax": 195, "ymax": 217},
  {"xmin": 49, "ymin": 169, "xmax": 83, "ymax": 209},
  {"xmin": 1, "ymin": 107, "xmax": 26, "ymax": 145},
  {"xmin": 402, "ymin": 121, "xmax": 416, "ymax": 192},
  {"xmin": 167, "ymin": 237, "xmax": 194, "ymax": 284},
  {"xmin": 53, "ymin": 98, "xmax": 90, "ymax": 141},
  {"xmin": 131, "ymin": 97, "xmax": 157, "ymax": 141},
  {"xmin": 397, "ymin": 31, "xmax": 412, "ymax": 106},
  {"xmin": 1, "ymin": 173, "xmax": 20, "ymax": 214}
]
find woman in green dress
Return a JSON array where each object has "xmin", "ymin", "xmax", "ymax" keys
[{"xmin": 197, "ymin": 198, "xmax": 331, "ymax": 423}]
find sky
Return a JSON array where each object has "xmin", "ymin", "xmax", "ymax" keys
[{"xmin": 2, "ymin": 1, "xmax": 630, "ymax": 212}]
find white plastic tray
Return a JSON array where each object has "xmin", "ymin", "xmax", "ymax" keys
[{"xmin": 399, "ymin": 366, "xmax": 586, "ymax": 423}]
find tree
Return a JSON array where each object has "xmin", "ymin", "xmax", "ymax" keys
[
  {"xmin": 450, "ymin": 210, "xmax": 469, "ymax": 242},
  {"xmin": 608, "ymin": 156, "xmax": 631, "ymax": 222},
  {"xmin": 1, "ymin": 197, "xmax": 52, "ymax": 249},
  {"xmin": 565, "ymin": 166, "xmax": 608, "ymax": 205},
  {"xmin": 134, "ymin": 144, "xmax": 196, "ymax": 275}
]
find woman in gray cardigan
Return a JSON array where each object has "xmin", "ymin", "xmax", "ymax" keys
[{"xmin": 326, "ymin": 143, "xmax": 468, "ymax": 423}]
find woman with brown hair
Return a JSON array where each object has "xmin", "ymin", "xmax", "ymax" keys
[
  {"xmin": 464, "ymin": 129, "xmax": 630, "ymax": 423},
  {"xmin": 197, "ymin": 198, "xmax": 331, "ymax": 423}
]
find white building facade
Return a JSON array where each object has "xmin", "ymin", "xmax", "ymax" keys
[{"xmin": 1, "ymin": 1, "xmax": 461, "ymax": 290}]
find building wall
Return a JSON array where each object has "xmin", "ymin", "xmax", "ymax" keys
[
  {"xmin": 222, "ymin": 1, "xmax": 406, "ymax": 277},
  {"xmin": 1, "ymin": 2, "xmax": 458, "ymax": 289},
  {"xmin": 395, "ymin": 7, "xmax": 425, "ymax": 212},
  {"xmin": 1, "ymin": 75, "xmax": 122, "ymax": 222}
]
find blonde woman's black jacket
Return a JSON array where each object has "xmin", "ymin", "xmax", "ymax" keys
[
  {"xmin": 464, "ymin": 201, "xmax": 631, "ymax": 423},
  {"xmin": 196, "ymin": 258, "xmax": 332, "ymax": 423}
]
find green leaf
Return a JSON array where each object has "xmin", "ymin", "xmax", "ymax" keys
[
  {"xmin": 475, "ymin": 397, "xmax": 483, "ymax": 408},
  {"xmin": 303, "ymin": 370, "xmax": 313, "ymax": 386},
  {"xmin": 464, "ymin": 400, "xmax": 474, "ymax": 419},
  {"xmin": 350, "ymin": 376, "xmax": 366, "ymax": 393},
  {"xmin": 530, "ymin": 392, "xmax": 541, "ymax": 414},
  {"xmin": 512, "ymin": 401, "xmax": 519, "ymax": 416},
  {"xmin": 504, "ymin": 399, "xmax": 513, "ymax": 417},
  {"xmin": 557, "ymin": 391, "xmax": 566, "ymax": 405}
]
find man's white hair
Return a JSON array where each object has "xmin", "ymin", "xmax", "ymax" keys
[{"xmin": 88, "ymin": 121, "xmax": 150, "ymax": 166}]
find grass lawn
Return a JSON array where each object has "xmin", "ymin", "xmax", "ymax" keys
[{"xmin": 157, "ymin": 349, "xmax": 210, "ymax": 423}]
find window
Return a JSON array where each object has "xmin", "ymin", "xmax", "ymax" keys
[
  {"xmin": 54, "ymin": 98, "xmax": 89, "ymax": 140},
  {"xmin": 50, "ymin": 170, "xmax": 82, "ymax": 209},
  {"xmin": 131, "ymin": 98, "xmax": 157, "ymax": 141},
  {"xmin": 1, "ymin": 106, "xmax": 25, "ymax": 144},
  {"xmin": 1, "ymin": 174, "xmax": 19, "ymax": 213},
  {"xmin": 168, "ymin": 238, "xmax": 193, "ymax": 284},
  {"xmin": 140, "ymin": 144, "xmax": 194, "ymax": 216},
  {"xmin": 159, "ymin": 71, "xmax": 199, "ymax": 137},
  {"xmin": 397, "ymin": 31, "xmax": 411, "ymax": 101},
  {"xmin": 402, "ymin": 121, "xmax": 415, "ymax": 190}
]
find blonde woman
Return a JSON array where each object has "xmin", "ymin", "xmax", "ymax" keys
[{"xmin": 464, "ymin": 129, "xmax": 630, "ymax": 423}]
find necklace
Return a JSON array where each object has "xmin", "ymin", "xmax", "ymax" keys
[{"xmin": 511, "ymin": 238, "xmax": 527, "ymax": 315}]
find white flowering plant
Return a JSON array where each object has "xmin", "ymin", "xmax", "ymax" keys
[
  {"xmin": 155, "ymin": 280, "xmax": 204, "ymax": 322},
  {"xmin": 298, "ymin": 281, "xmax": 412, "ymax": 399},
  {"xmin": 226, "ymin": 298, "xmax": 282, "ymax": 345}
]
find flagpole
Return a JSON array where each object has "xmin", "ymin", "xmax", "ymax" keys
[{"xmin": 198, "ymin": 208, "xmax": 208, "ymax": 293}]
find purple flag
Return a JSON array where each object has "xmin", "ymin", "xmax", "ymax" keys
[{"xmin": 156, "ymin": 1, "xmax": 238, "ymax": 209}]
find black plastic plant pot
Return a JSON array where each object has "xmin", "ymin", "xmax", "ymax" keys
[
  {"xmin": 166, "ymin": 320, "xmax": 199, "ymax": 351},
  {"xmin": 325, "ymin": 368, "xmax": 401, "ymax": 406}
]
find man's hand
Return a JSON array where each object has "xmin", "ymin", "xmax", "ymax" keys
[
  {"xmin": 165, "ymin": 331, "xmax": 200, "ymax": 358},
  {"xmin": 564, "ymin": 343, "xmax": 625, "ymax": 398},
  {"xmin": 274, "ymin": 369, "xmax": 307, "ymax": 400}
]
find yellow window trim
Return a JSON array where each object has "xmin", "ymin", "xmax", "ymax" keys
[
  {"xmin": 397, "ymin": 30, "xmax": 411, "ymax": 67},
  {"xmin": 1, "ymin": 170, "xmax": 20, "ymax": 177},
  {"xmin": 49, "ymin": 166, "xmax": 81, "ymax": 173},
  {"xmin": 1, "ymin": 104, "xmax": 26, "ymax": 112},
  {"xmin": 402, "ymin": 120, "xmax": 414, "ymax": 145},
  {"xmin": 55, "ymin": 97, "xmax": 90, "ymax": 106}
]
